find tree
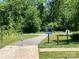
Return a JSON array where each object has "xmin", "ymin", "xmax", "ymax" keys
[
  {"xmin": 47, "ymin": 0, "xmax": 79, "ymax": 31},
  {"xmin": 60, "ymin": 0, "xmax": 79, "ymax": 31},
  {"xmin": 0, "ymin": 0, "xmax": 41, "ymax": 33},
  {"xmin": 72, "ymin": 0, "xmax": 79, "ymax": 31},
  {"xmin": 23, "ymin": 6, "xmax": 41, "ymax": 33}
]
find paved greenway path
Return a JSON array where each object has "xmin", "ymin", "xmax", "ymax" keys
[
  {"xmin": 0, "ymin": 34, "xmax": 47, "ymax": 59},
  {"xmin": 0, "ymin": 45, "xmax": 39, "ymax": 59},
  {"xmin": 13, "ymin": 34, "xmax": 47, "ymax": 46}
]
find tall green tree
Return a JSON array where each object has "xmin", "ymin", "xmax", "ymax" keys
[
  {"xmin": 60, "ymin": 0, "xmax": 79, "ymax": 31},
  {"xmin": 47, "ymin": 0, "xmax": 79, "ymax": 31}
]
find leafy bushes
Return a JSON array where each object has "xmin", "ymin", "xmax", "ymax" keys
[
  {"xmin": 23, "ymin": 18, "xmax": 41, "ymax": 33},
  {"xmin": 48, "ymin": 22, "xmax": 66, "ymax": 31},
  {"xmin": 71, "ymin": 33, "xmax": 79, "ymax": 41},
  {"xmin": 0, "ymin": 0, "xmax": 42, "ymax": 33},
  {"xmin": 22, "ymin": 6, "xmax": 41, "ymax": 33},
  {"xmin": 0, "ymin": 29, "xmax": 20, "ymax": 48}
]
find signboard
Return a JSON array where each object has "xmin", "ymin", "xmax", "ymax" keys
[{"xmin": 45, "ymin": 26, "xmax": 52, "ymax": 34}]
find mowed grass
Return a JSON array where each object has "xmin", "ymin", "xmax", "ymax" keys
[
  {"xmin": 0, "ymin": 33, "xmax": 38, "ymax": 48},
  {"xmin": 39, "ymin": 51, "xmax": 79, "ymax": 59},
  {"xmin": 23, "ymin": 34, "xmax": 39, "ymax": 39},
  {"xmin": 39, "ymin": 31, "xmax": 79, "ymax": 48}
]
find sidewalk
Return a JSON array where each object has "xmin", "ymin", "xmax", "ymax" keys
[
  {"xmin": 0, "ymin": 34, "xmax": 48, "ymax": 59},
  {"xmin": 0, "ymin": 45, "xmax": 39, "ymax": 59},
  {"xmin": 40, "ymin": 48, "xmax": 79, "ymax": 52},
  {"xmin": 13, "ymin": 34, "xmax": 47, "ymax": 45}
]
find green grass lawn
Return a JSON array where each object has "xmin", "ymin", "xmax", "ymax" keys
[
  {"xmin": 0, "ymin": 33, "xmax": 38, "ymax": 48},
  {"xmin": 39, "ymin": 51, "xmax": 79, "ymax": 59},
  {"xmin": 39, "ymin": 31, "xmax": 79, "ymax": 48},
  {"xmin": 23, "ymin": 34, "xmax": 39, "ymax": 39}
]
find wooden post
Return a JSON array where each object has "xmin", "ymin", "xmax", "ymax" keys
[
  {"xmin": 57, "ymin": 35, "xmax": 59, "ymax": 45},
  {"xmin": 48, "ymin": 34, "xmax": 50, "ymax": 43},
  {"xmin": 67, "ymin": 30, "xmax": 69, "ymax": 44}
]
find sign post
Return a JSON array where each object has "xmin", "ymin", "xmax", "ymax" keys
[{"xmin": 45, "ymin": 26, "xmax": 52, "ymax": 43}]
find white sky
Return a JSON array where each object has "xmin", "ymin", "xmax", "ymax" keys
[{"xmin": 0, "ymin": 0, "xmax": 3, "ymax": 1}]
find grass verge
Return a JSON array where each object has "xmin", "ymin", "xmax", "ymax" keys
[
  {"xmin": 39, "ymin": 31, "xmax": 79, "ymax": 48},
  {"xmin": 39, "ymin": 51, "xmax": 79, "ymax": 59}
]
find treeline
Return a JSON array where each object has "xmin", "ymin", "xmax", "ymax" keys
[
  {"xmin": 46, "ymin": 0, "xmax": 79, "ymax": 31},
  {"xmin": 0, "ymin": 0, "xmax": 79, "ymax": 33}
]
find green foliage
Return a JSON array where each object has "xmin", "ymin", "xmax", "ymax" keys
[
  {"xmin": 0, "ymin": 0, "xmax": 42, "ymax": 48},
  {"xmin": 39, "ymin": 32, "xmax": 79, "ymax": 48},
  {"xmin": 71, "ymin": 32, "xmax": 79, "ymax": 41},
  {"xmin": 0, "ymin": 0, "xmax": 42, "ymax": 33},
  {"xmin": 48, "ymin": 22, "xmax": 59, "ymax": 30},
  {"xmin": 0, "ymin": 0, "xmax": 27, "ymax": 31},
  {"xmin": 46, "ymin": 0, "xmax": 79, "ymax": 31},
  {"xmin": 36, "ymin": 0, "xmax": 46, "ymax": 26},
  {"xmin": 59, "ymin": 0, "xmax": 79, "ymax": 30},
  {"xmin": 0, "ymin": 28, "xmax": 20, "ymax": 48},
  {"xmin": 23, "ymin": 6, "xmax": 41, "ymax": 33},
  {"xmin": 0, "ymin": 0, "xmax": 79, "ymax": 33},
  {"xmin": 40, "ymin": 52, "xmax": 79, "ymax": 59}
]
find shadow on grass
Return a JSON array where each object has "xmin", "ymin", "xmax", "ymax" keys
[{"xmin": 53, "ymin": 39, "xmax": 79, "ymax": 45}]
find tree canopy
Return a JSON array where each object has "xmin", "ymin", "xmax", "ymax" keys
[{"xmin": 0, "ymin": 0, "xmax": 79, "ymax": 33}]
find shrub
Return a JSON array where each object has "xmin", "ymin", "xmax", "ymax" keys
[
  {"xmin": 71, "ymin": 33, "xmax": 79, "ymax": 41},
  {"xmin": 23, "ymin": 18, "xmax": 41, "ymax": 33},
  {"xmin": 22, "ymin": 6, "xmax": 41, "ymax": 33},
  {"xmin": 48, "ymin": 22, "xmax": 66, "ymax": 31}
]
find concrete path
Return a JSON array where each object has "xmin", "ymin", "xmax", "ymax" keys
[
  {"xmin": 0, "ymin": 34, "xmax": 47, "ymax": 59},
  {"xmin": 0, "ymin": 45, "xmax": 39, "ymax": 59},
  {"xmin": 13, "ymin": 34, "xmax": 47, "ymax": 46},
  {"xmin": 40, "ymin": 48, "xmax": 79, "ymax": 52}
]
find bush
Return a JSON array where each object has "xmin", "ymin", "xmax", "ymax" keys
[
  {"xmin": 23, "ymin": 18, "xmax": 41, "ymax": 33},
  {"xmin": 48, "ymin": 22, "xmax": 66, "ymax": 31},
  {"xmin": 71, "ymin": 33, "xmax": 79, "ymax": 41},
  {"xmin": 22, "ymin": 6, "xmax": 41, "ymax": 33}
]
